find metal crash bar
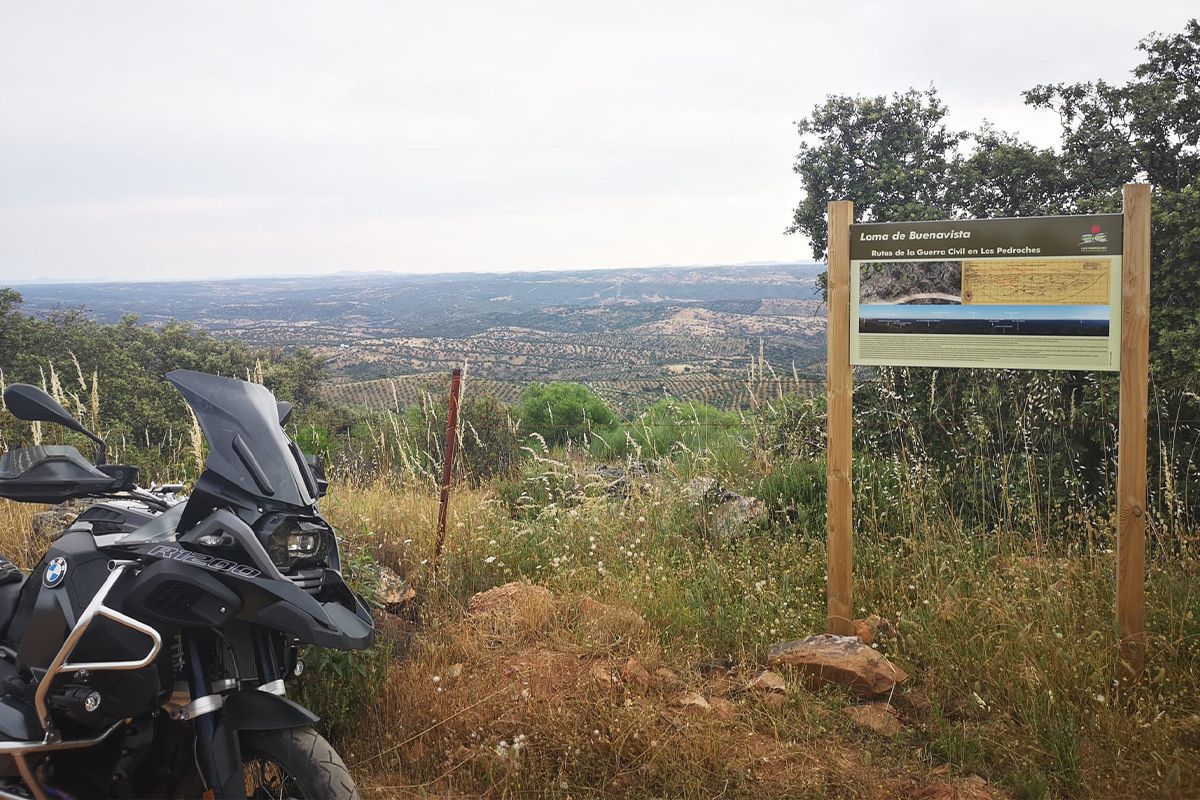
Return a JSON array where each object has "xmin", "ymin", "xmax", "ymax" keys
[{"xmin": 33, "ymin": 563, "xmax": 162, "ymax": 737}]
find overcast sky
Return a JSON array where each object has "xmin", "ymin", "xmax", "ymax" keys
[{"xmin": 1, "ymin": 2, "xmax": 1194, "ymax": 283}]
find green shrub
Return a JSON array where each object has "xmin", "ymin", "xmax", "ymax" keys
[
  {"xmin": 517, "ymin": 382, "xmax": 616, "ymax": 445},
  {"xmin": 754, "ymin": 459, "xmax": 826, "ymax": 532},
  {"xmin": 592, "ymin": 399, "xmax": 744, "ymax": 462},
  {"xmin": 458, "ymin": 391, "xmax": 522, "ymax": 482},
  {"xmin": 762, "ymin": 393, "xmax": 826, "ymax": 461},
  {"xmin": 293, "ymin": 519, "xmax": 392, "ymax": 741}
]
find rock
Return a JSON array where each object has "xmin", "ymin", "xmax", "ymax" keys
[
  {"xmin": 893, "ymin": 687, "xmax": 933, "ymax": 721},
  {"xmin": 467, "ymin": 582, "xmax": 554, "ymax": 615},
  {"xmin": 761, "ymin": 692, "xmax": 787, "ymax": 708},
  {"xmin": 912, "ymin": 775, "xmax": 1002, "ymax": 800},
  {"xmin": 686, "ymin": 478, "xmax": 765, "ymax": 541},
  {"xmin": 767, "ymin": 634, "xmax": 908, "ymax": 697},
  {"xmin": 675, "ymin": 691, "xmax": 710, "ymax": 712},
  {"xmin": 577, "ymin": 596, "xmax": 608, "ymax": 621},
  {"xmin": 746, "ymin": 670, "xmax": 787, "ymax": 694},
  {"xmin": 31, "ymin": 500, "xmax": 95, "ymax": 540},
  {"xmin": 852, "ymin": 614, "xmax": 894, "ymax": 645},
  {"xmin": 685, "ymin": 476, "xmax": 737, "ymax": 503},
  {"xmin": 577, "ymin": 597, "xmax": 646, "ymax": 638},
  {"xmin": 592, "ymin": 663, "xmax": 618, "ymax": 684},
  {"xmin": 378, "ymin": 566, "xmax": 416, "ymax": 609},
  {"xmin": 709, "ymin": 697, "xmax": 737, "ymax": 720},
  {"xmin": 654, "ymin": 667, "xmax": 682, "ymax": 687},
  {"xmin": 709, "ymin": 496, "xmax": 766, "ymax": 541},
  {"xmin": 592, "ymin": 462, "xmax": 648, "ymax": 494},
  {"xmin": 842, "ymin": 702, "xmax": 902, "ymax": 735},
  {"xmin": 695, "ymin": 655, "xmax": 733, "ymax": 676},
  {"xmin": 622, "ymin": 657, "xmax": 652, "ymax": 689},
  {"xmin": 594, "ymin": 465, "xmax": 627, "ymax": 483}
]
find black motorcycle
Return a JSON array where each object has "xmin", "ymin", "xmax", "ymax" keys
[{"xmin": 0, "ymin": 370, "xmax": 374, "ymax": 799}]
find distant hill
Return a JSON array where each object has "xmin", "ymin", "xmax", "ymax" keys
[{"xmin": 9, "ymin": 262, "xmax": 828, "ymax": 402}]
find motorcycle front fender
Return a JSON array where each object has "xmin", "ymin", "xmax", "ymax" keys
[{"xmin": 221, "ymin": 689, "xmax": 319, "ymax": 731}]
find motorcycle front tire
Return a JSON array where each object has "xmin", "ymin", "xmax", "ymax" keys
[{"xmin": 239, "ymin": 726, "xmax": 361, "ymax": 800}]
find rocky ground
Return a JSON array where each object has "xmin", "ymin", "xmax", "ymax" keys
[{"xmin": 349, "ymin": 580, "xmax": 1009, "ymax": 799}]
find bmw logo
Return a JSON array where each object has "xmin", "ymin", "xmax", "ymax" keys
[{"xmin": 43, "ymin": 557, "xmax": 67, "ymax": 589}]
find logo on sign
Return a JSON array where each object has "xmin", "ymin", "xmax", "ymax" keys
[
  {"xmin": 1081, "ymin": 225, "xmax": 1108, "ymax": 245},
  {"xmin": 43, "ymin": 557, "xmax": 68, "ymax": 588}
]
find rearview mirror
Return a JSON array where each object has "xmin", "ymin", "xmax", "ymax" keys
[
  {"xmin": 2, "ymin": 384, "xmax": 86, "ymax": 432},
  {"xmin": 2, "ymin": 383, "xmax": 107, "ymax": 465}
]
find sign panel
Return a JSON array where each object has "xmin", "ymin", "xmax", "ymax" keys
[{"xmin": 849, "ymin": 214, "xmax": 1123, "ymax": 370}]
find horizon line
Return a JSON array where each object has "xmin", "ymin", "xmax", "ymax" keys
[{"xmin": 3, "ymin": 258, "xmax": 823, "ymax": 289}]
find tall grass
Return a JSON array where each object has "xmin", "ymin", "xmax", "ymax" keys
[
  {"xmin": 319, "ymin": 366, "xmax": 1197, "ymax": 797},
  {"xmin": 310, "ymin": 462, "xmax": 1197, "ymax": 798},
  {"xmin": 1, "ymin": 363, "xmax": 1196, "ymax": 797}
]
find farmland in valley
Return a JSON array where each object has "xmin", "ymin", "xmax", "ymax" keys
[{"xmin": 15, "ymin": 262, "xmax": 827, "ymax": 409}]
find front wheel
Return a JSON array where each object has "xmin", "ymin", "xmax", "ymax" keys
[{"xmin": 240, "ymin": 727, "xmax": 360, "ymax": 800}]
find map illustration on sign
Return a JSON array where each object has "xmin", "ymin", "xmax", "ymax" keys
[
  {"xmin": 961, "ymin": 259, "xmax": 1111, "ymax": 305},
  {"xmin": 848, "ymin": 214, "xmax": 1123, "ymax": 371}
]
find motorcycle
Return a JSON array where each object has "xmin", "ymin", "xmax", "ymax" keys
[{"xmin": 0, "ymin": 370, "xmax": 374, "ymax": 799}]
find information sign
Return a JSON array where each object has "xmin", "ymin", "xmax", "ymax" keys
[{"xmin": 849, "ymin": 214, "xmax": 1123, "ymax": 370}]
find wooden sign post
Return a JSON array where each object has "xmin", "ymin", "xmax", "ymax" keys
[
  {"xmin": 1116, "ymin": 183, "xmax": 1151, "ymax": 678},
  {"xmin": 826, "ymin": 200, "xmax": 855, "ymax": 637},
  {"xmin": 824, "ymin": 184, "xmax": 1151, "ymax": 677}
]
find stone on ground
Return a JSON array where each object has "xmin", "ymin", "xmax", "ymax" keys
[
  {"xmin": 695, "ymin": 655, "xmax": 733, "ymax": 676},
  {"xmin": 592, "ymin": 663, "xmax": 618, "ymax": 684},
  {"xmin": 622, "ymin": 657, "xmax": 652, "ymax": 689},
  {"xmin": 852, "ymin": 614, "xmax": 894, "ymax": 645},
  {"xmin": 654, "ymin": 667, "xmax": 682, "ymax": 687},
  {"xmin": 913, "ymin": 775, "xmax": 1003, "ymax": 799},
  {"xmin": 686, "ymin": 477, "xmax": 766, "ymax": 541},
  {"xmin": 842, "ymin": 702, "xmax": 902, "ymax": 735},
  {"xmin": 592, "ymin": 462, "xmax": 648, "ymax": 494},
  {"xmin": 676, "ymin": 691, "xmax": 711, "ymax": 712},
  {"xmin": 577, "ymin": 596, "xmax": 646, "ymax": 639},
  {"xmin": 708, "ymin": 696, "xmax": 737, "ymax": 719},
  {"xmin": 467, "ymin": 582, "xmax": 554, "ymax": 615},
  {"xmin": 378, "ymin": 566, "xmax": 416, "ymax": 609},
  {"xmin": 767, "ymin": 634, "xmax": 908, "ymax": 697},
  {"xmin": 746, "ymin": 669, "xmax": 787, "ymax": 694},
  {"xmin": 685, "ymin": 476, "xmax": 736, "ymax": 502},
  {"xmin": 710, "ymin": 496, "xmax": 766, "ymax": 540}
]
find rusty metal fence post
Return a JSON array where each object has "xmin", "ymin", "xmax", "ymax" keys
[{"xmin": 432, "ymin": 368, "xmax": 463, "ymax": 575}]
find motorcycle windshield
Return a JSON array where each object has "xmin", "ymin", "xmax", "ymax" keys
[{"xmin": 167, "ymin": 370, "xmax": 316, "ymax": 509}]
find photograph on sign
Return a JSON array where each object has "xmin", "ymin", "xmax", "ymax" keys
[{"xmin": 849, "ymin": 215, "xmax": 1122, "ymax": 371}]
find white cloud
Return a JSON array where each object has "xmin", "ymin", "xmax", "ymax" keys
[{"xmin": 0, "ymin": 0, "xmax": 1194, "ymax": 281}]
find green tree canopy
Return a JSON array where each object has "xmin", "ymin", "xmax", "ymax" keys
[
  {"xmin": 517, "ymin": 382, "xmax": 616, "ymax": 446},
  {"xmin": 0, "ymin": 291, "xmax": 327, "ymax": 477},
  {"xmin": 786, "ymin": 88, "xmax": 964, "ymax": 259},
  {"xmin": 788, "ymin": 18, "xmax": 1200, "ymax": 393}
]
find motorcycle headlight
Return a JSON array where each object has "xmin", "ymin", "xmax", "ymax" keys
[{"xmin": 267, "ymin": 519, "xmax": 332, "ymax": 570}]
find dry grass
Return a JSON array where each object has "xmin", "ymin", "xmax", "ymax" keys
[
  {"xmin": 341, "ymin": 585, "xmax": 983, "ymax": 800},
  {"xmin": 1, "ymin": 360, "xmax": 1196, "ymax": 798},
  {"xmin": 0, "ymin": 499, "xmax": 41, "ymax": 569},
  {"xmin": 311, "ymin": 472, "xmax": 1199, "ymax": 800}
]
